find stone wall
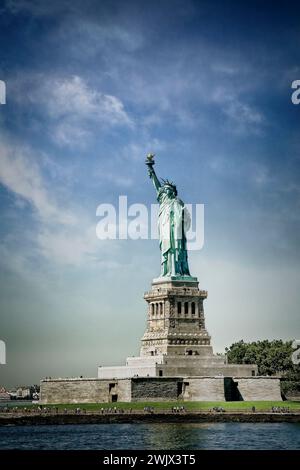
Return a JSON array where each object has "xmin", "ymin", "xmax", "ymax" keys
[
  {"xmin": 233, "ymin": 377, "xmax": 282, "ymax": 401},
  {"xmin": 98, "ymin": 365, "xmax": 157, "ymax": 379},
  {"xmin": 131, "ymin": 378, "xmax": 181, "ymax": 402},
  {"xmin": 40, "ymin": 376, "xmax": 282, "ymax": 404},
  {"xmin": 98, "ymin": 355, "xmax": 257, "ymax": 380},
  {"xmin": 183, "ymin": 377, "xmax": 225, "ymax": 401},
  {"xmin": 126, "ymin": 356, "xmax": 164, "ymax": 366},
  {"xmin": 40, "ymin": 378, "xmax": 131, "ymax": 404},
  {"xmin": 157, "ymin": 365, "xmax": 257, "ymax": 377}
]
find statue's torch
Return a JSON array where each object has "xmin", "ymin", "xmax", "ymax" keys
[{"xmin": 145, "ymin": 153, "xmax": 155, "ymax": 176}]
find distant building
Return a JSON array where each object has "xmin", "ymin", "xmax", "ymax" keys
[
  {"xmin": 0, "ymin": 386, "xmax": 11, "ymax": 401},
  {"xmin": 8, "ymin": 385, "xmax": 40, "ymax": 400},
  {"xmin": 18, "ymin": 387, "xmax": 29, "ymax": 399},
  {"xmin": 16, "ymin": 387, "xmax": 31, "ymax": 399}
]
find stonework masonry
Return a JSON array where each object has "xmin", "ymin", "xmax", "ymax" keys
[
  {"xmin": 98, "ymin": 356, "xmax": 257, "ymax": 379},
  {"xmin": 131, "ymin": 378, "xmax": 179, "ymax": 402},
  {"xmin": 182, "ymin": 377, "xmax": 226, "ymax": 401},
  {"xmin": 40, "ymin": 378, "xmax": 131, "ymax": 404},
  {"xmin": 232, "ymin": 377, "xmax": 282, "ymax": 401},
  {"xmin": 40, "ymin": 376, "xmax": 282, "ymax": 404}
]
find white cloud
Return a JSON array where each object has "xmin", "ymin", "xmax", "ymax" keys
[
  {"xmin": 0, "ymin": 139, "xmax": 115, "ymax": 269},
  {"xmin": 35, "ymin": 222, "xmax": 123, "ymax": 269},
  {"xmin": 36, "ymin": 225, "xmax": 98, "ymax": 266},
  {"xmin": 211, "ymin": 63, "xmax": 239, "ymax": 75},
  {"xmin": 40, "ymin": 75, "xmax": 132, "ymax": 146},
  {"xmin": 122, "ymin": 140, "xmax": 166, "ymax": 162},
  {"xmin": 0, "ymin": 141, "xmax": 76, "ymax": 225},
  {"xmin": 64, "ymin": 21, "xmax": 145, "ymax": 57},
  {"xmin": 52, "ymin": 121, "xmax": 91, "ymax": 148},
  {"xmin": 225, "ymin": 100, "xmax": 263, "ymax": 125},
  {"xmin": 212, "ymin": 86, "xmax": 264, "ymax": 130},
  {"xmin": 44, "ymin": 76, "xmax": 130, "ymax": 124},
  {"xmin": 12, "ymin": 74, "xmax": 132, "ymax": 147}
]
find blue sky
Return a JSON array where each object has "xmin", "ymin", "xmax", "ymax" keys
[{"xmin": 0, "ymin": 0, "xmax": 299, "ymax": 387}]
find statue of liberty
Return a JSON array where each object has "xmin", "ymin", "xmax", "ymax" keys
[{"xmin": 146, "ymin": 154, "xmax": 192, "ymax": 278}]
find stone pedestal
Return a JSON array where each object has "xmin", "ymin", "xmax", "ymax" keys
[{"xmin": 141, "ymin": 278, "xmax": 211, "ymax": 358}]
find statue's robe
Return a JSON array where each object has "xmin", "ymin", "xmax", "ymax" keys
[{"xmin": 157, "ymin": 189, "xmax": 191, "ymax": 276}]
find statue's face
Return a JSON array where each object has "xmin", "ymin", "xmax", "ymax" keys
[{"xmin": 164, "ymin": 185, "xmax": 176, "ymax": 198}]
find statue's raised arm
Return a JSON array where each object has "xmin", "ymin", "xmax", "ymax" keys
[{"xmin": 146, "ymin": 153, "xmax": 161, "ymax": 194}]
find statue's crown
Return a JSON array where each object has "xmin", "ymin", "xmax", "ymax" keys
[{"xmin": 161, "ymin": 178, "xmax": 177, "ymax": 195}]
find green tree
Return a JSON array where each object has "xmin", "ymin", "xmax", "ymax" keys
[
  {"xmin": 226, "ymin": 339, "xmax": 300, "ymax": 395},
  {"xmin": 226, "ymin": 339, "xmax": 297, "ymax": 376}
]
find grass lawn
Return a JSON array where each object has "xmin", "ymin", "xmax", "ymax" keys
[{"xmin": 6, "ymin": 401, "xmax": 300, "ymax": 412}]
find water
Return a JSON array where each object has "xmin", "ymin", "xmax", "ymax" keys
[{"xmin": 0, "ymin": 423, "xmax": 299, "ymax": 449}]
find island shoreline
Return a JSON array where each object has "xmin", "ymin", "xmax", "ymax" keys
[{"xmin": 1, "ymin": 412, "xmax": 300, "ymax": 426}]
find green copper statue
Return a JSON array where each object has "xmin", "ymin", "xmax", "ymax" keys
[{"xmin": 146, "ymin": 153, "xmax": 191, "ymax": 278}]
